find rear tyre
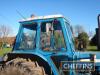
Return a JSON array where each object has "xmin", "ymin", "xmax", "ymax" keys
[{"xmin": 0, "ymin": 58, "xmax": 47, "ymax": 75}]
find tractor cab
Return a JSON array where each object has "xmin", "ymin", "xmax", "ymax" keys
[{"xmin": 13, "ymin": 14, "xmax": 74, "ymax": 55}]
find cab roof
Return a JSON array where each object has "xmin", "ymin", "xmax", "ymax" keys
[{"xmin": 19, "ymin": 14, "xmax": 64, "ymax": 22}]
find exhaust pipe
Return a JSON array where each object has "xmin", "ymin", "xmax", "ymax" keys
[
  {"xmin": 98, "ymin": 14, "xmax": 100, "ymax": 28},
  {"xmin": 97, "ymin": 14, "xmax": 100, "ymax": 50}
]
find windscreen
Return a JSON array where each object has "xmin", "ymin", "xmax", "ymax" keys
[{"xmin": 15, "ymin": 23, "xmax": 37, "ymax": 50}]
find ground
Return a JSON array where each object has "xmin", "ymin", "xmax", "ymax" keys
[
  {"xmin": 0, "ymin": 48, "xmax": 12, "ymax": 56},
  {"xmin": 87, "ymin": 46, "xmax": 99, "ymax": 51}
]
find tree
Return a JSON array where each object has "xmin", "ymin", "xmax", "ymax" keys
[
  {"xmin": 88, "ymin": 31, "xmax": 94, "ymax": 40},
  {"xmin": 73, "ymin": 25, "xmax": 84, "ymax": 50},
  {"xmin": 90, "ymin": 34, "xmax": 97, "ymax": 46},
  {"xmin": 74, "ymin": 25, "xmax": 84, "ymax": 37},
  {"xmin": 0, "ymin": 25, "xmax": 12, "ymax": 49},
  {"xmin": 78, "ymin": 32, "xmax": 89, "ymax": 50}
]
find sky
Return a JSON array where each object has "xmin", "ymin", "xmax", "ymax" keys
[{"xmin": 0, "ymin": 0, "xmax": 100, "ymax": 36}]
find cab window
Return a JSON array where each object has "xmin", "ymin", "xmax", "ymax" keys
[{"xmin": 40, "ymin": 20, "xmax": 66, "ymax": 51}]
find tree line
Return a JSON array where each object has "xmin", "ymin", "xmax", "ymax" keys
[
  {"xmin": 73, "ymin": 25, "xmax": 94, "ymax": 51},
  {"xmin": 0, "ymin": 25, "xmax": 12, "ymax": 49}
]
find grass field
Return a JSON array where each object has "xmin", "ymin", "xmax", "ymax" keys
[
  {"xmin": 0, "ymin": 48, "xmax": 12, "ymax": 56},
  {"xmin": 87, "ymin": 46, "xmax": 99, "ymax": 51}
]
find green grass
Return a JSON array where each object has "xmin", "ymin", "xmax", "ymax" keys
[
  {"xmin": 0, "ymin": 48, "xmax": 12, "ymax": 56},
  {"xmin": 87, "ymin": 46, "xmax": 100, "ymax": 51}
]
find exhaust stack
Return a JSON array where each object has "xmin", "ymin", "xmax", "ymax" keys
[{"xmin": 97, "ymin": 14, "xmax": 100, "ymax": 49}]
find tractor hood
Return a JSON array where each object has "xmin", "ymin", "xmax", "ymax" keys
[
  {"xmin": 75, "ymin": 51, "xmax": 100, "ymax": 59},
  {"xmin": 75, "ymin": 51, "xmax": 100, "ymax": 67}
]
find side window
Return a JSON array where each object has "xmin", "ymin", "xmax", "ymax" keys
[{"xmin": 40, "ymin": 20, "xmax": 66, "ymax": 51}]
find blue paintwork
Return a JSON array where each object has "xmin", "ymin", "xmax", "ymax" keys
[{"xmin": 10, "ymin": 17, "xmax": 100, "ymax": 75}]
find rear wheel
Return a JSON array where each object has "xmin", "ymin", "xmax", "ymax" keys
[{"xmin": 0, "ymin": 58, "xmax": 47, "ymax": 75}]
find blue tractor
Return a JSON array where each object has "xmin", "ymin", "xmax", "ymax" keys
[{"xmin": 1, "ymin": 14, "xmax": 100, "ymax": 75}]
